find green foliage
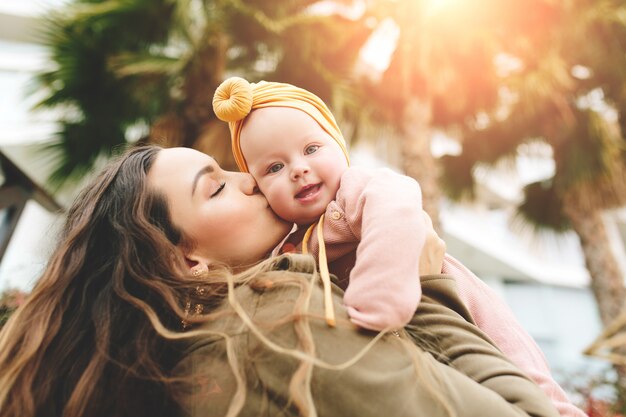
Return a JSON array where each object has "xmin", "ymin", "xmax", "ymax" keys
[
  {"xmin": 441, "ymin": 0, "xmax": 626, "ymax": 231},
  {"xmin": 353, "ymin": 0, "xmax": 563, "ymax": 131},
  {"xmin": 437, "ymin": 1, "xmax": 626, "ymax": 330},
  {"xmin": 516, "ymin": 180, "xmax": 571, "ymax": 232},
  {"xmin": 0, "ymin": 306, "xmax": 15, "ymax": 329},
  {"xmin": 439, "ymin": 154, "xmax": 477, "ymax": 201},
  {"xmin": 561, "ymin": 368, "xmax": 626, "ymax": 417},
  {"xmin": 35, "ymin": 0, "xmax": 175, "ymax": 187},
  {"xmin": 0, "ymin": 289, "xmax": 27, "ymax": 329},
  {"xmin": 555, "ymin": 109, "xmax": 621, "ymax": 190}
]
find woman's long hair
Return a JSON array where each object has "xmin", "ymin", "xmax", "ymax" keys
[
  {"xmin": 0, "ymin": 145, "xmax": 450, "ymax": 417},
  {"xmin": 0, "ymin": 145, "xmax": 210, "ymax": 417}
]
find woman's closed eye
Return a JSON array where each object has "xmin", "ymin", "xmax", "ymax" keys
[{"xmin": 211, "ymin": 182, "xmax": 225, "ymax": 197}]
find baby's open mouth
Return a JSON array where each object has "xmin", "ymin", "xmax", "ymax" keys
[{"xmin": 295, "ymin": 183, "xmax": 321, "ymax": 200}]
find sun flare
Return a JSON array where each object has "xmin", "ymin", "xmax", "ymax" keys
[
  {"xmin": 424, "ymin": 0, "xmax": 464, "ymax": 17},
  {"xmin": 358, "ymin": 18, "xmax": 399, "ymax": 74}
]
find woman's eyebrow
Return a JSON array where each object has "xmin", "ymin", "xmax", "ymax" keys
[{"xmin": 191, "ymin": 165, "xmax": 214, "ymax": 196}]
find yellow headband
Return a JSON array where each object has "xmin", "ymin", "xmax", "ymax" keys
[{"xmin": 212, "ymin": 77, "xmax": 349, "ymax": 172}]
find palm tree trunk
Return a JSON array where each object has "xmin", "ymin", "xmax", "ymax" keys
[
  {"xmin": 564, "ymin": 204, "xmax": 626, "ymax": 326},
  {"xmin": 183, "ymin": 31, "xmax": 228, "ymax": 133},
  {"xmin": 150, "ymin": 32, "xmax": 229, "ymax": 151},
  {"xmin": 567, "ymin": 206, "xmax": 626, "ymax": 414},
  {"xmin": 400, "ymin": 96, "xmax": 442, "ymax": 233}
]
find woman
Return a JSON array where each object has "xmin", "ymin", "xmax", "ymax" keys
[{"xmin": 0, "ymin": 145, "xmax": 559, "ymax": 417}]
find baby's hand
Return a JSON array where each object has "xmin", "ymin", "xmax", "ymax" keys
[{"xmin": 419, "ymin": 211, "xmax": 446, "ymax": 275}]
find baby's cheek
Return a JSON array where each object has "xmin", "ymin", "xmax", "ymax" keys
[
  {"xmin": 266, "ymin": 191, "xmax": 298, "ymax": 223},
  {"xmin": 253, "ymin": 179, "xmax": 274, "ymax": 201},
  {"xmin": 267, "ymin": 190, "xmax": 291, "ymax": 213},
  {"xmin": 257, "ymin": 183, "xmax": 281, "ymax": 206}
]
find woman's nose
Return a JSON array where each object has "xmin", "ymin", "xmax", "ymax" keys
[{"xmin": 235, "ymin": 172, "xmax": 258, "ymax": 195}]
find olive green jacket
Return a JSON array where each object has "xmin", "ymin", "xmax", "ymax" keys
[{"xmin": 175, "ymin": 255, "xmax": 559, "ymax": 417}]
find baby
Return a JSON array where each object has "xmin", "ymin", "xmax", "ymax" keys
[{"xmin": 212, "ymin": 77, "xmax": 586, "ymax": 417}]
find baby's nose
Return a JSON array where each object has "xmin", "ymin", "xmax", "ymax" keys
[{"xmin": 290, "ymin": 165, "xmax": 309, "ymax": 180}]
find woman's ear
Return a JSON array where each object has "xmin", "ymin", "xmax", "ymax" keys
[{"xmin": 185, "ymin": 253, "xmax": 211, "ymax": 278}]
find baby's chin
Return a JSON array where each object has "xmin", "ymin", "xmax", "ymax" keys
[
  {"xmin": 270, "ymin": 208, "xmax": 321, "ymax": 227},
  {"xmin": 295, "ymin": 204, "xmax": 330, "ymax": 225},
  {"xmin": 269, "ymin": 200, "xmax": 329, "ymax": 226},
  {"xmin": 292, "ymin": 211, "xmax": 328, "ymax": 227}
]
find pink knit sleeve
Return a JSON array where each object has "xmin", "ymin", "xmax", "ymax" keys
[
  {"xmin": 338, "ymin": 167, "xmax": 426, "ymax": 331},
  {"xmin": 444, "ymin": 255, "xmax": 588, "ymax": 417}
]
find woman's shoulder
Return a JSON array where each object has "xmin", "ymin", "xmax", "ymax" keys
[
  {"xmin": 183, "ymin": 254, "xmax": 320, "ymax": 349},
  {"xmin": 415, "ymin": 273, "xmax": 476, "ymax": 324}
]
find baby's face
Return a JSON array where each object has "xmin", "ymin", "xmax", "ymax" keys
[{"xmin": 240, "ymin": 107, "xmax": 349, "ymax": 226}]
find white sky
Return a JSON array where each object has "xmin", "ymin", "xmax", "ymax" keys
[{"xmin": 0, "ymin": 0, "xmax": 66, "ymax": 16}]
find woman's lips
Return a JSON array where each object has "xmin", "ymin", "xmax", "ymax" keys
[{"xmin": 295, "ymin": 183, "xmax": 322, "ymax": 202}]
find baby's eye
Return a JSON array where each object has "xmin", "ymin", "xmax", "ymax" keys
[
  {"xmin": 305, "ymin": 145, "xmax": 319, "ymax": 155},
  {"xmin": 267, "ymin": 163, "xmax": 284, "ymax": 174}
]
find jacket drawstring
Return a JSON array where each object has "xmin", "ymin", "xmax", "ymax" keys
[{"xmin": 302, "ymin": 214, "xmax": 336, "ymax": 327}]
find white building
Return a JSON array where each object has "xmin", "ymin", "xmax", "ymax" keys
[
  {"xmin": 0, "ymin": 0, "xmax": 67, "ymax": 292},
  {"xmin": 0, "ymin": 0, "xmax": 621, "ymax": 405}
]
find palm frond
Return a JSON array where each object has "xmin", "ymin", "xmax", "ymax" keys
[
  {"xmin": 225, "ymin": 0, "xmax": 327, "ymax": 35},
  {"xmin": 67, "ymin": 0, "xmax": 174, "ymax": 45},
  {"xmin": 554, "ymin": 109, "xmax": 626, "ymax": 203},
  {"xmin": 38, "ymin": 121, "xmax": 125, "ymax": 189},
  {"xmin": 108, "ymin": 52, "xmax": 183, "ymax": 77},
  {"xmin": 584, "ymin": 309, "xmax": 626, "ymax": 366},
  {"xmin": 439, "ymin": 154, "xmax": 477, "ymax": 201},
  {"xmin": 514, "ymin": 179, "xmax": 571, "ymax": 233}
]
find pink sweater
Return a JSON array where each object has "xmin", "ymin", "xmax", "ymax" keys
[{"xmin": 277, "ymin": 166, "xmax": 586, "ymax": 417}]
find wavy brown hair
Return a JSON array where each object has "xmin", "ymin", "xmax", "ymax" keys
[
  {"xmin": 0, "ymin": 145, "xmax": 449, "ymax": 417},
  {"xmin": 0, "ymin": 145, "xmax": 218, "ymax": 417}
]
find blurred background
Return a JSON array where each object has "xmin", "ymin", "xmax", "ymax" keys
[{"xmin": 1, "ymin": 0, "xmax": 626, "ymax": 413}]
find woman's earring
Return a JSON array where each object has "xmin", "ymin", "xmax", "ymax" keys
[
  {"xmin": 191, "ymin": 264, "xmax": 209, "ymax": 278},
  {"xmin": 181, "ymin": 301, "xmax": 192, "ymax": 330}
]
